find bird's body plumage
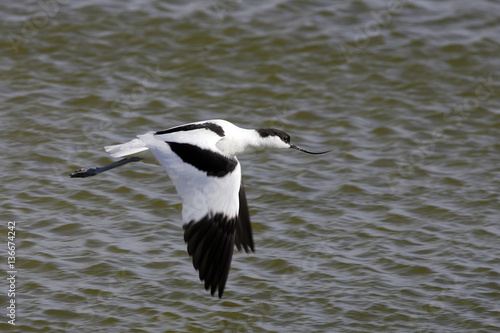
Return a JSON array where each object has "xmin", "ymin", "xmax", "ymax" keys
[{"xmin": 70, "ymin": 119, "xmax": 329, "ymax": 297}]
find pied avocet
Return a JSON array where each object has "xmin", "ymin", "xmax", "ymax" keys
[{"xmin": 70, "ymin": 119, "xmax": 329, "ymax": 298}]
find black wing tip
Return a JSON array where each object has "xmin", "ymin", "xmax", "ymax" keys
[
  {"xmin": 235, "ymin": 242, "xmax": 255, "ymax": 254},
  {"xmin": 182, "ymin": 181, "xmax": 256, "ymax": 298},
  {"xmin": 183, "ymin": 214, "xmax": 237, "ymax": 298},
  {"xmin": 206, "ymin": 280, "xmax": 226, "ymax": 299}
]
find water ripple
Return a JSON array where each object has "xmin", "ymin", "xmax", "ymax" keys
[{"xmin": 2, "ymin": 0, "xmax": 500, "ymax": 331}]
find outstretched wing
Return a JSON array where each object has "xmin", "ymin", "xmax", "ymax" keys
[
  {"xmin": 183, "ymin": 183, "xmax": 255, "ymax": 298},
  {"xmin": 183, "ymin": 213, "xmax": 236, "ymax": 298},
  {"xmin": 136, "ymin": 123, "xmax": 254, "ymax": 297}
]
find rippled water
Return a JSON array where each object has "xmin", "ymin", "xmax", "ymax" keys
[{"xmin": 1, "ymin": 0, "xmax": 500, "ymax": 332}]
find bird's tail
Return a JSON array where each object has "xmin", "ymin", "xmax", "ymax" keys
[{"xmin": 104, "ymin": 138, "xmax": 149, "ymax": 158}]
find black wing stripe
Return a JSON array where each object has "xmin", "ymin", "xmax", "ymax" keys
[
  {"xmin": 235, "ymin": 183, "xmax": 255, "ymax": 253},
  {"xmin": 155, "ymin": 122, "xmax": 225, "ymax": 137},
  {"xmin": 166, "ymin": 142, "xmax": 238, "ymax": 178}
]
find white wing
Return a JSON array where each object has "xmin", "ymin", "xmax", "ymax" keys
[{"xmin": 137, "ymin": 131, "xmax": 241, "ymax": 223}]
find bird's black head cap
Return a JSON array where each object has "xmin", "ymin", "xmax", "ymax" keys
[{"xmin": 257, "ymin": 128, "xmax": 291, "ymax": 144}]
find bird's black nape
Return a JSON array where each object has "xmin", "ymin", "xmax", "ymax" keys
[
  {"xmin": 257, "ymin": 128, "xmax": 291, "ymax": 144},
  {"xmin": 290, "ymin": 144, "xmax": 331, "ymax": 155}
]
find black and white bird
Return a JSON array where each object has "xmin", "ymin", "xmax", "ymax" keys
[{"xmin": 70, "ymin": 119, "xmax": 329, "ymax": 298}]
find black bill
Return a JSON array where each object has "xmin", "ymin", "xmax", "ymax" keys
[{"xmin": 290, "ymin": 144, "xmax": 331, "ymax": 155}]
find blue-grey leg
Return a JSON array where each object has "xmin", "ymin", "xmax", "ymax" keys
[{"xmin": 70, "ymin": 157, "xmax": 142, "ymax": 178}]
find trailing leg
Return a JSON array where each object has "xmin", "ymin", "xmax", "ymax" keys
[{"xmin": 69, "ymin": 157, "xmax": 142, "ymax": 178}]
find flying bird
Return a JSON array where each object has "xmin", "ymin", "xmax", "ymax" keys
[{"xmin": 70, "ymin": 119, "xmax": 329, "ymax": 297}]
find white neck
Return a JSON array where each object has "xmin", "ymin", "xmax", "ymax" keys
[{"xmin": 216, "ymin": 129, "xmax": 288, "ymax": 156}]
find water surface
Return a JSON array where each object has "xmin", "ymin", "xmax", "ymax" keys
[{"xmin": 1, "ymin": 0, "xmax": 499, "ymax": 332}]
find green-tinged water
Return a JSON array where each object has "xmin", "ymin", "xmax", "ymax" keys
[{"xmin": 1, "ymin": 0, "xmax": 499, "ymax": 332}]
